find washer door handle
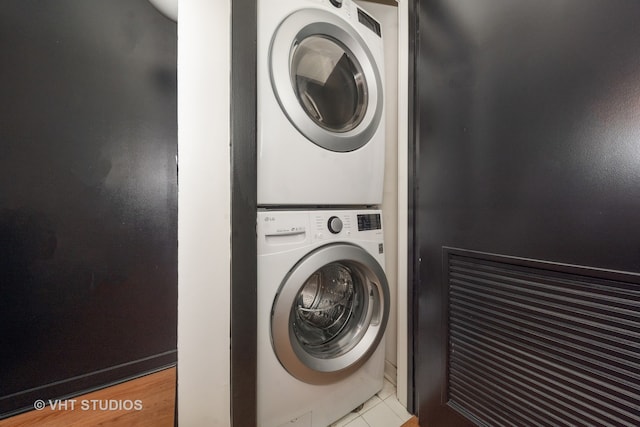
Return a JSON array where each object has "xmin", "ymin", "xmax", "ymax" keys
[{"xmin": 369, "ymin": 282, "xmax": 381, "ymax": 326}]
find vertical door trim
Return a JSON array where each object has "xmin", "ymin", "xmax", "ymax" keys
[
  {"xmin": 406, "ymin": 0, "xmax": 419, "ymax": 415},
  {"xmin": 231, "ymin": 0, "xmax": 257, "ymax": 424}
]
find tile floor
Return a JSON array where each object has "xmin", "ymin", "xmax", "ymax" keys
[{"xmin": 330, "ymin": 379, "xmax": 413, "ymax": 427}]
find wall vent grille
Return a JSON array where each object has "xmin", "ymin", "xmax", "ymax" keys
[{"xmin": 445, "ymin": 250, "xmax": 640, "ymax": 427}]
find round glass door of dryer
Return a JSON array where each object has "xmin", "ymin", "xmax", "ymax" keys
[
  {"xmin": 269, "ymin": 8, "xmax": 383, "ymax": 152},
  {"xmin": 290, "ymin": 35, "xmax": 368, "ymax": 133},
  {"xmin": 271, "ymin": 243, "xmax": 389, "ymax": 384}
]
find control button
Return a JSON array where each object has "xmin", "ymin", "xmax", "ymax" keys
[
  {"xmin": 327, "ymin": 216, "xmax": 343, "ymax": 234},
  {"xmin": 330, "ymin": 0, "xmax": 343, "ymax": 8}
]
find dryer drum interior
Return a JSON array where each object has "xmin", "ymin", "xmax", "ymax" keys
[{"xmin": 271, "ymin": 243, "xmax": 389, "ymax": 384}]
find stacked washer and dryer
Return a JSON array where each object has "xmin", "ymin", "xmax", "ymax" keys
[{"xmin": 257, "ymin": 0, "xmax": 390, "ymax": 426}]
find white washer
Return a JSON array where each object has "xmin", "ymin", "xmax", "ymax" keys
[
  {"xmin": 258, "ymin": 0, "xmax": 386, "ymax": 206},
  {"xmin": 257, "ymin": 209, "xmax": 390, "ymax": 427}
]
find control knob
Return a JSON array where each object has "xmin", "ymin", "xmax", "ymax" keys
[
  {"xmin": 330, "ymin": 0, "xmax": 343, "ymax": 8},
  {"xmin": 327, "ymin": 216, "xmax": 343, "ymax": 234}
]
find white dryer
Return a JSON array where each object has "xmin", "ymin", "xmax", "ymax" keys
[
  {"xmin": 257, "ymin": 209, "xmax": 390, "ymax": 427},
  {"xmin": 257, "ymin": 0, "xmax": 386, "ymax": 206}
]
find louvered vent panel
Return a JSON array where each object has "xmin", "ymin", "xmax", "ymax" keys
[{"xmin": 446, "ymin": 252, "xmax": 640, "ymax": 427}]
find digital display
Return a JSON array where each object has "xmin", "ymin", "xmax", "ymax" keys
[
  {"xmin": 357, "ymin": 214, "xmax": 382, "ymax": 231},
  {"xmin": 357, "ymin": 8, "xmax": 381, "ymax": 37}
]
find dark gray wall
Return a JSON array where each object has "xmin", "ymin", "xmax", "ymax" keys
[
  {"xmin": 0, "ymin": 0, "xmax": 177, "ymax": 418},
  {"xmin": 413, "ymin": 0, "xmax": 640, "ymax": 425}
]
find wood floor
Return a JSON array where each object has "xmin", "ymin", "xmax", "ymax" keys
[
  {"xmin": 401, "ymin": 415, "xmax": 420, "ymax": 427},
  {"xmin": 1, "ymin": 368, "xmax": 416, "ymax": 427},
  {"xmin": 0, "ymin": 367, "xmax": 176, "ymax": 427}
]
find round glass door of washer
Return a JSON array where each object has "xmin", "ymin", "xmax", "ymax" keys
[
  {"xmin": 293, "ymin": 262, "xmax": 367, "ymax": 358},
  {"xmin": 271, "ymin": 243, "xmax": 389, "ymax": 384}
]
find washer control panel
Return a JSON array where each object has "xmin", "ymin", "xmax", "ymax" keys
[
  {"xmin": 258, "ymin": 210, "xmax": 383, "ymax": 254},
  {"xmin": 311, "ymin": 211, "xmax": 382, "ymax": 241}
]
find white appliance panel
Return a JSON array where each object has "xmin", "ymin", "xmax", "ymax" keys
[
  {"xmin": 257, "ymin": 209, "xmax": 388, "ymax": 427},
  {"xmin": 257, "ymin": 0, "xmax": 386, "ymax": 206}
]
